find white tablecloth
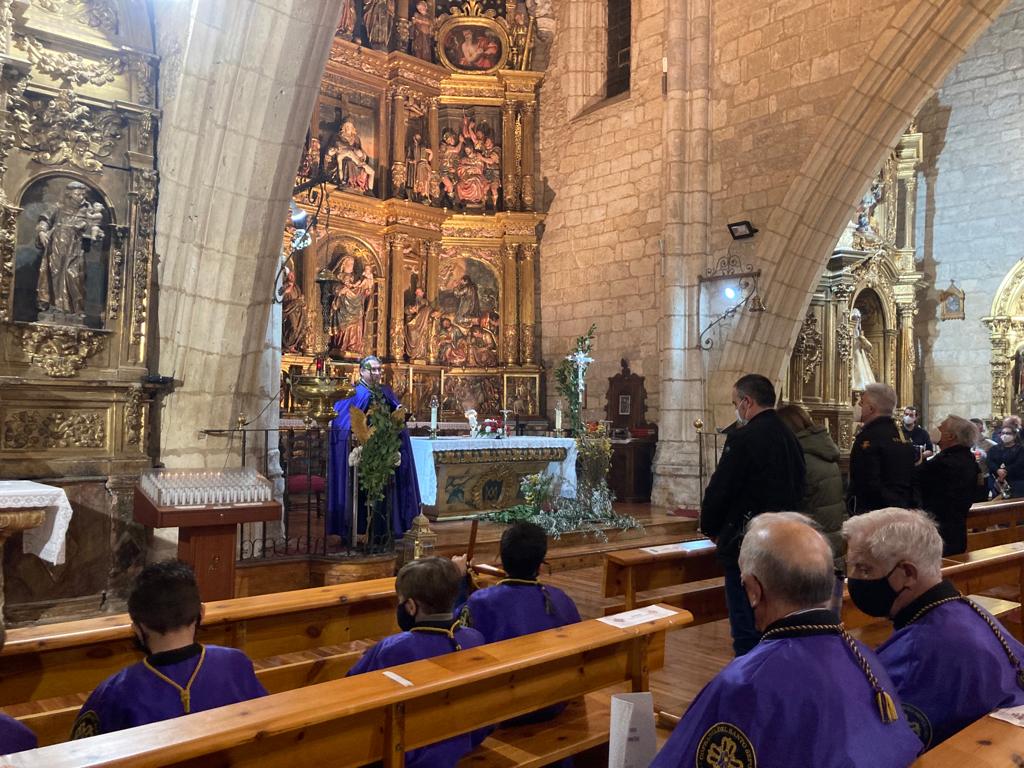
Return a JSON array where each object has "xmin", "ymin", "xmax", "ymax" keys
[
  {"xmin": 409, "ymin": 436, "xmax": 578, "ymax": 505},
  {"xmin": 0, "ymin": 480, "xmax": 73, "ymax": 565}
]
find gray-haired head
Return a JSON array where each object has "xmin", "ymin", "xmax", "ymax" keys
[
  {"xmin": 359, "ymin": 355, "xmax": 382, "ymax": 370},
  {"xmin": 738, "ymin": 512, "xmax": 835, "ymax": 610},
  {"xmin": 940, "ymin": 415, "xmax": 977, "ymax": 448},
  {"xmin": 862, "ymin": 382, "xmax": 897, "ymax": 416},
  {"xmin": 842, "ymin": 507, "xmax": 943, "ymax": 582}
]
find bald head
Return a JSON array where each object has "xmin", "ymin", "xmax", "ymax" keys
[{"xmin": 739, "ymin": 513, "xmax": 835, "ymax": 627}]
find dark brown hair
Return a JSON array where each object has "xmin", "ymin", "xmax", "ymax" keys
[
  {"xmin": 777, "ymin": 403, "xmax": 814, "ymax": 433},
  {"xmin": 396, "ymin": 557, "xmax": 460, "ymax": 614}
]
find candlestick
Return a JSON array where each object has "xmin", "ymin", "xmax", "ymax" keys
[{"xmin": 429, "ymin": 395, "xmax": 439, "ymax": 439}]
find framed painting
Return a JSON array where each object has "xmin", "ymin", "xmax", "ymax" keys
[{"xmin": 436, "ymin": 17, "xmax": 509, "ymax": 74}]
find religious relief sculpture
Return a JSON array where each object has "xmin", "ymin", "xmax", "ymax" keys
[
  {"xmin": 324, "ymin": 119, "xmax": 377, "ymax": 195},
  {"xmin": 850, "ymin": 308, "xmax": 876, "ymax": 391},
  {"xmin": 438, "ymin": 113, "xmax": 501, "ymax": 210},
  {"xmin": 507, "ymin": 3, "xmax": 534, "ymax": 70},
  {"xmin": 404, "ymin": 288, "xmax": 437, "ymax": 362},
  {"xmin": 281, "ymin": 267, "xmax": 309, "ymax": 354},
  {"xmin": 409, "ymin": 0, "xmax": 435, "ymax": 61},
  {"xmin": 321, "ymin": 245, "xmax": 378, "ymax": 358},
  {"xmin": 405, "ymin": 130, "xmax": 433, "ymax": 203},
  {"xmin": 364, "ymin": 0, "xmax": 396, "ymax": 49},
  {"xmin": 35, "ymin": 181, "xmax": 103, "ymax": 323}
]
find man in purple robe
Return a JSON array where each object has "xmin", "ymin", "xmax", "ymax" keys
[
  {"xmin": 348, "ymin": 557, "xmax": 485, "ymax": 767},
  {"xmin": 652, "ymin": 513, "xmax": 922, "ymax": 768},
  {"xmin": 327, "ymin": 355, "xmax": 421, "ymax": 545},
  {"xmin": 845, "ymin": 507, "xmax": 1024, "ymax": 751},
  {"xmin": 455, "ymin": 521, "xmax": 580, "ymax": 724},
  {"xmin": 0, "ymin": 628, "xmax": 37, "ymax": 755},
  {"xmin": 69, "ymin": 560, "xmax": 267, "ymax": 739}
]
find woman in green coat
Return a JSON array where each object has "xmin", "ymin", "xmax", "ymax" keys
[{"xmin": 777, "ymin": 404, "xmax": 847, "ymax": 558}]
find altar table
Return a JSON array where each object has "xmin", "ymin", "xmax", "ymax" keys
[
  {"xmin": 409, "ymin": 436, "xmax": 577, "ymax": 519},
  {"xmin": 0, "ymin": 480, "xmax": 73, "ymax": 565}
]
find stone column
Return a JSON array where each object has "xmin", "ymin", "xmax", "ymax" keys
[
  {"xmin": 389, "ymin": 234, "xmax": 406, "ymax": 362},
  {"xmin": 502, "ymin": 243, "xmax": 519, "ymax": 365},
  {"xmin": 651, "ymin": 0, "xmax": 710, "ymax": 509},
  {"xmin": 519, "ymin": 243, "xmax": 537, "ymax": 364},
  {"xmin": 502, "ymin": 101, "xmax": 519, "ymax": 211},
  {"xmin": 520, "ymin": 102, "xmax": 536, "ymax": 211},
  {"xmin": 897, "ymin": 304, "xmax": 916, "ymax": 409},
  {"xmin": 390, "ymin": 90, "xmax": 408, "ymax": 198},
  {"xmin": 152, "ymin": 1, "xmax": 339, "ymax": 471}
]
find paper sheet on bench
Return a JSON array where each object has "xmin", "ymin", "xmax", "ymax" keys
[
  {"xmin": 609, "ymin": 692, "xmax": 656, "ymax": 768},
  {"xmin": 641, "ymin": 540, "xmax": 713, "ymax": 555},
  {"xmin": 990, "ymin": 705, "xmax": 1024, "ymax": 728},
  {"xmin": 599, "ymin": 605, "xmax": 677, "ymax": 628}
]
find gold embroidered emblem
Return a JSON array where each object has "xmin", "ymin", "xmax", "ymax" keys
[
  {"xmin": 902, "ymin": 703, "xmax": 932, "ymax": 750},
  {"xmin": 70, "ymin": 710, "xmax": 100, "ymax": 740},
  {"xmin": 696, "ymin": 722, "xmax": 756, "ymax": 768}
]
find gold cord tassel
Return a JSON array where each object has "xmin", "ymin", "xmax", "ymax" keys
[
  {"xmin": 876, "ymin": 690, "xmax": 898, "ymax": 724},
  {"xmin": 181, "ymin": 690, "xmax": 191, "ymax": 714}
]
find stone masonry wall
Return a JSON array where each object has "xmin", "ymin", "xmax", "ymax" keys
[
  {"xmin": 914, "ymin": 0, "xmax": 1024, "ymax": 424},
  {"xmin": 538, "ymin": 0, "xmax": 665, "ymax": 423}
]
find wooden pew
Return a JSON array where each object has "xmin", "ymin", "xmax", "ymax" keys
[
  {"xmin": 912, "ymin": 714, "xmax": 1024, "ymax": 766},
  {"xmin": 968, "ymin": 497, "xmax": 1024, "ymax": 551},
  {"xmin": 602, "ymin": 539, "xmax": 725, "ymax": 620},
  {"xmin": 2, "ymin": 606, "xmax": 693, "ymax": 768},
  {"xmin": 0, "ymin": 578, "xmax": 399, "ymax": 746}
]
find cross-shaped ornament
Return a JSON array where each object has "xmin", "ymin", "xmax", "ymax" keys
[{"xmin": 566, "ymin": 345, "xmax": 593, "ymax": 398}]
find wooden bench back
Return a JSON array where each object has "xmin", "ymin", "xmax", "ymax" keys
[
  {"xmin": 911, "ymin": 714, "xmax": 1024, "ymax": 765},
  {"xmin": 2, "ymin": 607, "xmax": 693, "ymax": 768},
  {"xmin": 0, "ymin": 577, "xmax": 397, "ymax": 707},
  {"xmin": 602, "ymin": 540, "xmax": 720, "ymax": 605},
  {"xmin": 968, "ymin": 497, "xmax": 1024, "ymax": 550}
]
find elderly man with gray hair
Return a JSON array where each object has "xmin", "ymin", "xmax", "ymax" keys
[
  {"xmin": 848, "ymin": 382, "xmax": 918, "ymax": 515},
  {"xmin": 844, "ymin": 508, "xmax": 1024, "ymax": 751},
  {"xmin": 916, "ymin": 415, "xmax": 987, "ymax": 555},
  {"xmin": 652, "ymin": 513, "xmax": 921, "ymax": 767}
]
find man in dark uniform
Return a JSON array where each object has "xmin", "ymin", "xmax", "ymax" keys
[
  {"xmin": 848, "ymin": 382, "xmax": 917, "ymax": 515},
  {"xmin": 652, "ymin": 514, "xmax": 922, "ymax": 767},
  {"xmin": 845, "ymin": 508, "xmax": 1024, "ymax": 751},
  {"xmin": 916, "ymin": 415, "xmax": 986, "ymax": 555},
  {"xmin": 901, "ymin": 405, "xmax": 934, "ymax": 457},
  {"xmin": 699, "ymin": 373, "xmax": 805, "ymax": 656}
]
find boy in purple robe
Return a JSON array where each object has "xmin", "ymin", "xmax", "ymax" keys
[
  {"xmin": 69, "ymin": 560, "xmax": 267, "ymax": 739},
  {"xmin": 0, "ymin": 628, "xmax": 37, "ymax": 755},
  {"xmin": 653, "ymin": 513, "xmax": 922, "ymax": 768},
  {"xmin": 845, "ymin": 507, "xmax": 1024, "ymax": 751},
  {"xmin": 455, "ymin": 521, "xmax": 581, "ymax": 724},
  {"xmin": 327, "ymin": 355, "xmax": 421, "ymax": 545},
  {"xmin": 348, "ymin": 557, "xmax": 485, "ymax": 767}
]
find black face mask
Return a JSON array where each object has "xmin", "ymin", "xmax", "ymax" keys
[
  {"xmin": 847, "ymin": 565, "xmax": 905, "ymax": 618},
  {"xmin": 132, "ymin": 631, "xmax": 151, "ymax": 656},
  {"xmin": 396, "ymin": 602, "xmax": 416, "ymax": 632}
]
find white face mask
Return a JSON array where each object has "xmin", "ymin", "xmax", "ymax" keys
[
  {"xmin": 1002, "ymin": 433, "xmax": 1016, "ymax": 445},
  {"xmin": 735, "ymin": 409, "xmax": 747, "ymax": 427},
  {"xmin": 902, "ymin": 415, "xmax": 915, "ymax": 427}
]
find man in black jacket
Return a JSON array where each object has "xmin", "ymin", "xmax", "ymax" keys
[
  {"xmin": 917, "ymin": 415, "xmax": 987, "ymax": 555},
  {"xmin": 900, "ymin": 405, "xmax": 934, "ymax": 457},
  {"xmin": 699, "ymin": 374, "xmax": 806, "ymax": 656},
  {"xmin": 848, "ymin": 382, "xmax": 917, "ymax": 515}
]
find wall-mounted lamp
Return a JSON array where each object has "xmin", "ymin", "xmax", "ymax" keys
[
  {"xmin": 697, "ymin": 270, "xmax": 766, "ymax": 349},
  {"xmin": 727, "ymin": 220, "xmax": 758, "ymax": 240}
]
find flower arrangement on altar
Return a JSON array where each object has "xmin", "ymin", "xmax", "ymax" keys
[
  {"xmin": 465, "ymin": 409, "xmax": 505, "ymax": 438},
  {"xmin": 349, "ymin": 387, "xmax": 405, "ymax": 502}
]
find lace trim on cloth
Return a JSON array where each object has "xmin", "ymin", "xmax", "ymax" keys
[{"xmin": 0, "ymin": 480, "xmax": 74, "ymax": 564}]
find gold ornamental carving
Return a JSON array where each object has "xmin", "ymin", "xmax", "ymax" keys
[
  {"xmin": 15, "ymin": 35, "xmax": 122, "ymax": 88},
  {"xmin": 124, "ymin": 386, "xmax": 143, "ymax": 446},
  {"xmin": 793, "ymin": 311, "xmax": 823, "ymax": 384},
  {"xmin": 836, "ymin": 313, "xmax": 852, "ymax": 362},
  {"xmin": 130, "ymin": 169, "xmax": 157, "ymax": 347},
  {"xmin": 3, "ymin": 409, "xmax": 106, "ymax": 449},
  {"xmin": 0, "ymin": 202, "xmax": 18, "ymax": 322},
  {"xmin": 0, "ymin": 509, "xmax": 47, "ymax": 536},
  {"xmin": 520, "ymin": 323, "xmax": 535, "ymax": 363},
  {"xmin": 34, "ymin": 0, "xmax": 118, "ymax": 33},
  {"xmin": 107, "ymin": 226, "xmax": 127, "ymax": 319},
  {"xmin": 11, "ymin": 89, "xmax": 124, "ymax": 172},
  {"xmin": 15, "ymin": 323, "xmax": 108, "ymax": 377}
]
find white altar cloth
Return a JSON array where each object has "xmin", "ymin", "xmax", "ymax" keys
[
  {"xmin": 0, "ymin": 480, "xmax": 73, "ymax": 564},
  {"xmin": 409, "ymin": 436, "xmax": 578, "ymax": 506}
]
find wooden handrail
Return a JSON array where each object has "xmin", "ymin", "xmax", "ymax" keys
[{"xmin": 3, "ymin": 606, "xmax": 693, "ymax": 768}]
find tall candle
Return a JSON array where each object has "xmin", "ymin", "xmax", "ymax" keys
[
  {"xmin": 554, "ymin": 400, "xmax": 563, "ymax": 432},
  {"xmin": 430, "ymin": 405, "xmax": 438, "ymax": 431}
]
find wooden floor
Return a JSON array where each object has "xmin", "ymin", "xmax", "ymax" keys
[{"xmin": 543, "ymin": 564, "xmax": 733, "ymax": 716}]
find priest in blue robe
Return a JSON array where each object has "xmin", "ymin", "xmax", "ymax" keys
[
  {"xmin": 327, "ymin": 356, "xmax": 421, "ymax": 545},
  {"xmin": 844, "ymin": 506, "xmax": 1024, "ymax": 750},
  {"xmin": 348, "ymin": 557, "xmax": 485, "ymax": 767},
  {"xmin": 69, "ymin": 560, "xmax": 266, "ymax": 739},
  {"xmin": 652, "ymin": 513, "xmax": 922, "ymax": 768}
]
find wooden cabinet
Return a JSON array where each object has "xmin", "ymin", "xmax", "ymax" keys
[{"xmin": 610, "ymin": 439, "xmax": 656, "ymax": 503}]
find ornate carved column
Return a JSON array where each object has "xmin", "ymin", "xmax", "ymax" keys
[
  {"xmin": 426, "ymin": 240, "xmax": 441, "ymax": 365},
  {"xmin": 390, "ymin": 90, "xmax": 408, "ymax": 199},
  {"xmin": 986, "ymin": 317, "xmax": 1013, "ymax": 419},
  {"xmin": 395, "ymin": 0, "xmax": 411, "ymax": 51},
  {"xmin": 502, "ymin": 101, "xmax": 519, "ymax": 211},
  {"xmin": 896, "ymin": 303, "xmax": 917, "ymax": 410},
  {"xmin": 519, "ymin": 243, "xmax": 537, "ymax": 364},
  {"xmin": 388, "ymin": 234, "xmax": 406, "ymax": 362},
  {"xmin": 427, "ymin": 97, "xmax": 440, "ymax": 175},
  {"xmin": 501, "ymin": 242, "xmax": 519, "ymax": 365},
  {"xmin": 520, "ymin": 101, "xmax": 536, "ymax": 211}
]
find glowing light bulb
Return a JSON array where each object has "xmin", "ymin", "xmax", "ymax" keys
[{"xmin": 724, "ymin": 286, "xmax": 737, "ymax": 300}]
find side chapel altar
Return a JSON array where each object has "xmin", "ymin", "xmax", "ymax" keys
[{"xmin": 410, "ymin": 435, "xmax": 577, "ymax": 519}]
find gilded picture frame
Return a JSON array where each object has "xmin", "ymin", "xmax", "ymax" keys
[{"xmin": 436, "ymin": 16, "xmax": 509, "ymax": 74}]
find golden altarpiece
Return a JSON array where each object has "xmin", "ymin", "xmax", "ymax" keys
[
  {"xmin": 0, "ymin": 1, "xmax": 157, "ymax": 619},
  {"xmin": 784, "ymin": 128, "xmax": 925, "ymax": 449},
  {"xmin": 281, "ymin": 0, "xmax": 545, "ymax": 423},
  {"xmin": 985, "ymin": 263, "xmax": 1024, "ymax": 420}
]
